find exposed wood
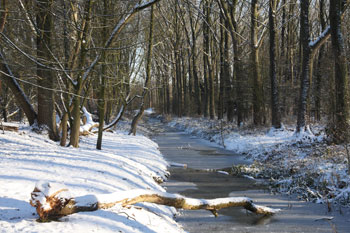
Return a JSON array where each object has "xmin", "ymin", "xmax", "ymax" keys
[
  {"xmin": 80, "ymin": 123, "xmax": 99, "ymax": 136},
  {"xmin": 0, "ymin": 122, "xmax": 18, "ymax": 132},
  {"xmin": 30, "ymin": 182, "xmax": 280, "ymax": 222}
]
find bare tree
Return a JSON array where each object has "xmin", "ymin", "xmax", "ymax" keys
[
  {"xmin": 269, "ymin": 0, "xmax": 281, "ymax": 128},
  {"xmin": 129, "ymin": 5, "xmax": 155, "ymax": 136},
  {"xmin": 251, "ymin": 0, "xmax": 265, "ymax": 126},
  {"xmin": 329, "ymin": 0, "xmax": 350, "ymax": 142},
  {"xmin": 36, "ymin": 0, "xmax": 59, "ymax": 141}
]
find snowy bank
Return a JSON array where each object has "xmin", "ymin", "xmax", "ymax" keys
[{"xmin": 0, "ymin": 125, "xmax": 184, "ymax": 233}]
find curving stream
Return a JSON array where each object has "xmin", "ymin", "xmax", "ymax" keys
[{"xmin": 150, "ymin": 121, "xmax": 350, "ymax": 233}]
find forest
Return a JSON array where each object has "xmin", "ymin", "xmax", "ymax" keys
[
  {"xmin": 0, "ymin": 0, "xmax": 349, "ymax": 147},
  {"xmin": 1, "ymin": 0, "xmax": 350, "ymax": 232}
]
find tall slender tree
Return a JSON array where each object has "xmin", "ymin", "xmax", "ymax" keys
[
  {"xmin": 129, "ymin": 5, "xmax": 155, "ymax": 135},
  {"xmin": 329, "ymin": 0, "xmax": 350, "ymax": 142},
  {"xmin": 36, "ymin": 0, "xmax": 59, "ymax": 140},
  {"xmin": 96, "ymin": 0, "xmax": 109, "ymax": 149},
  {"xmin": 251, "ymin": 0, "xmax": 265, "ymax": 126},
  {"xmin": 269, "ymin": 0, "xmax": 281, "ymax": 128}
]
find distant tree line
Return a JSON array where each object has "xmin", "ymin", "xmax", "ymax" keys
[
  {"xmin": 0, "ymin": 0, "xmax": 349, "ymax": 146},
  {"xmin": 149, "ymin": 0, "xmax": 350, "ymax": 142}
]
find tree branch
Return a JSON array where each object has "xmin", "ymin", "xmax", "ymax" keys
[{"xmin": 81, "ymin": 0, "xmax": 161, "ymax": 85}]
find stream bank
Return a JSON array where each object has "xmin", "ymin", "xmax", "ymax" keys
[{"xmin": 149, "ymin": 120, "xmax": 350, "ymax": 233}]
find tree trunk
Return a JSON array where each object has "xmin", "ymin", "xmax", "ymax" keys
[
  {"xmin": 96, "ymin": 0, "xmax": 109, "ymax": 150},
  {"xmin": 205, "ymin": 0, "xmax": 215, "ymax": 119},
  {"xmin": 0, "ymin": 1, "xmax": 37, "ymax": 126},
  {"xmin": 0, "ymin": 81, "xmax": 8, "ymax": 122},
  {"xmin": 202, "ymin": 1, "xmax": 210, "ymax": 118},
  {"xmin": 251, "ymin": 0, "xmax": 264, "ymax": 126},
  {"xmin": 269, "ymin": 0, "xmax": 282, "ymax": 129},
  {"xmin": 329, "ymin": 0, "xmax": 350, "ymax": 143},
  {"xmin": 0, "ymin": 56, "xmax": 37, "ymax": 125},
  {"xmin": 36, "ymin": 0, "xmax": 59, "ymax": 141},
  {"xmin": 218, "ymin": 0, "xmax": 238, "ymax": 123},
  {"xmin": 69, "ymin": 0, "xmax": 92, "ymax": 147},
  {"xmin": 187, "ymin": 3, "xmax": 201, "ymax": 116},
  {"xmin": 182, "ymin": 53, "xmax": 188, "ymax": 116},
  {"xmin": 129, "ymin": 5, "xmax": 154, "ymax": 135},
  {"xmin": 314, "ymin": 0, "xmax": 326, "ymax": 122},
  {"xmin": 223, "ymin": 21, "xmax": 233, "ymax": 122},
  {"xmin": 218, "ymin": 17, "xmax": 225, "ymax": 120},
  {"xmin": 60, "ymin": 0, "xmax": 71, "ymax": 147},
  {"xmin": 69, "ymin": 90, "xmax": 81, "ymax": 148},
  {"xmin": 187, "ymin": 49, "xmax": 193, "ymax": 115},
  {"xmin": 176, "ymin": 53, "xmax": 182, "ymax": 117},
  {"xmin": 280, "ymin": 0, "xmax": 286, "ymax": 72},
  {"xmin": 296, "ymin": 0, "xmax": 311, "ymax": 133}
]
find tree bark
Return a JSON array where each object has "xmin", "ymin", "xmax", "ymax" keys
[
  {"xmin": 218, "ymin": 17, "xmax": 225, "ymax": 120},
  {"xmin": 218, "ymin": 0, "xmax": 238, "ymax": 123},
  {"xmin": 269, "ymin": 0, "xmax": 282, "ymax": 128},
  {"xmin": 205, "ymin": 0, "xmax": 215, "ymax": 119},
  {"xmin": 296, "ymin": 0, "xmax": 311, "ymax": 133},
  {"xmin": 59, "ymin": 0, "xmax": 71, "ymax": 147},
  {"xmin": 129, "ymin": 5, "xmax": 154, "ymax": 135},
  {"xmin": 329, "ymin": 0, "xmax": 350, "ymax": 143},
  {"xmin": 0, "ymin": 52, "xmax": 37, "ymax": 125},
  {"xmin": 202, "ymin": 1, "xmax": 209, "ymax": 118},
  {"xmin": 36, "ymin": 0, "xmax": 59, "ymax": 141},
  {"xmin": 296, "ymin": 0, "xmax": 345, "ymax": 134},
  {"xmin": 0, "ymin": 0, "xmax": 37, "ymax": 126},
  {"xmin": 186, "ymin": 2, "xmax": 201, "ymax": 116},
  {"xmin": 251, "ymin": 0, "xmax": 265, "ymax": 126},
  {"xmin": 96, "ymin": 0, "xmax": 109, "ymax": 150},
  {"xmin": 314, "ymin": 0, "xmax": 326, "ymax": 122},
  {"xmin": 69, "ymin": 0, "xmax": 93, "ymax": 148}
]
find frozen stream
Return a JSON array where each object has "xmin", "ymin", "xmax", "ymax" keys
[{"xmin": 150, "ymin": 121, "xmax": 350, "ymax": 233}]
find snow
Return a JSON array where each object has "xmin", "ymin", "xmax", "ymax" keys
[
  {"xmin": 144, "ymin": 108, "xmax": 154, "ymax": 115},
  {"xmin": 169, "ymin": 162, "xmax": 187, "ymax": 168},
  {"xmin": 80, "ymin": 107, "xmax": 98, "ymax": 133},
  {"xmin": 217, "ymin": 171, "xmax": 229, "ymax": 175},
  {"xmin": 309, "ymin": 25, "xmax": 330, "ymax": 48},
  {"xmin": 0, "ymin": 124, "xmax": 184, "ymax": 233},
  {"xmin": 169, "ymin": 117, "xmax": 322, "ymax": 159}
]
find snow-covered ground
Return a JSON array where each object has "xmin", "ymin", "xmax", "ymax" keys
[
  {"xmin": 169, "ymin": 117, "xmax": 350, "ymax": 207},
  {"xmin": 0, "ymin": 124, "xmax": 184, "ymax": 233}
]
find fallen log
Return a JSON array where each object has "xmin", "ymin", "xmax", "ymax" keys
[
  {"xmin": 0, "ymin": 122, "xmax": 19, "ymax": 132},
  {"xmin": 79, "ymin": 107, "xmax": 99, "ymax": 136},
  {"xmin": 30, "ymin": 181, "xmax": 280, "ymax": 221}
]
